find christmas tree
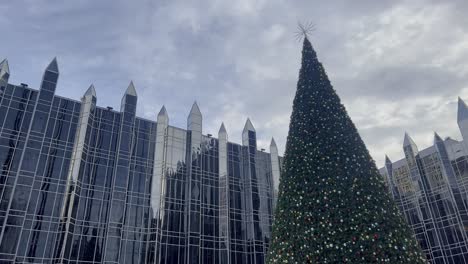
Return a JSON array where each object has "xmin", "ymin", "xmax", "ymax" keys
[{"xmin": 267, "ymin": 36, "xmax": 427, "ymax": 263}]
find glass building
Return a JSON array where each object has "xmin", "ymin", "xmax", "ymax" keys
[
  {"xmin": 0, "ymin": 58, "xmax": 281, "ymax": 264},
  {"xmin": 380, "ymin": 97, "xmax": 468, "ymax": 264}
]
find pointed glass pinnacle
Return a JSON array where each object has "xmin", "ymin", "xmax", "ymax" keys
[
  {"xmin": 46, "ymin": 57, "xmax": 59, "ymax": 73},
  {"xmin": 434, "ymin": 132, "xmax": 443, "ymax": 142},
  {"xmin": 84, "ymin": 84, "xmax": 96, "ymax": 97},
  {"xmin": 458, "ymin": 97, "xmax": 466, "ymax": 106},
  {"xmin": 0, "ymin": 59, "xmax": 10, "ymax": 74},
  {"xmin": 157, "ymin": 105, "xmax": 169, "ymax": 126},
  {"xmin": 243, "ymin": 118, "xmax": 256, "ymax": 132},
  {"xmin": 219, "ymin": 122, "xmax": 227, "ymax": 134},
  {"xmin": 403, "ymin": 132, "xmax": 416, "ymax": 147},
  {"xmin": 457, "ymin": 97, "xmax": 468, "ymax": 123},
  {"xmin": 218, "ymin": 122, "xmax": 227, "ymax": 140},
  {"xmin": 125, "ymin": 81, "xmax": 137, "ymax": 96},
  {"xmin": 385, "ymin": 155, "xmax": 392, "ymax": 164},
  {"xmin": 187, "ymin": 101, "xmax": 202, "ymax": 132},
  {"xmin": 158, "ymin": 105, "xmax": 168, "ymax": 117},
  {"xmin": 270, "ymin": 137, "xmax": 277, "ymax": 148},
  {"xmin": 189, "ymin": 101, "xmax": 202, "ymax": 116},
  {"xmin": 0, "ymin": 59, "xmax": 9, "ymax": 81}
]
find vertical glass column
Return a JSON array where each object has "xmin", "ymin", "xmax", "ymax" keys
[
  {"xmin": 185, "ymin": 102, "xmax": 202, "ymax": 264},
  {"xmin": 104, "ymin": 82, "xmax": 137, "ymax": 263},
  {"xmin": 434, "ymin": 134, "xmax": 468, "ymax": 249},
  {"xmin": 151, "ymin": 106, "xmax": 169, "ymax": 263},
  {"xmin": 242, "ymin": 118, "xmax": 261, "ymax": 264},
  {"xmin": 57, "ymin": 85, "xmax": 96, "ymax": 261},
  {"xmin": 455, "ymin": 97, "xmax": 468, "ymax": 221},
  {"xmin": 218, "ymin": 123, "xmax": 230, "ymax": 264},
  {"xmin": 403, "ymin": 133, "xmax": 440, "ymax": 257},
  {"xmin": 226, "ymin": 143, "xmax": 247, "ymax": 264},
  {"xmin": 67, "ymin": 86, "xmax": 96, "ymax": 182},
  {"xmin": 0, "ymin": 59, "xmax": 9, "ymax": 88},
  {"xmin": 0, "ymin": 59, "xmax": 59, "ymax": 258},
  {"xmin": 269, "ymin": 138, "xmax": 280, "ymax": 210},
  {"xmin": 457, "ymin": 97, "xmax": 468, "ymax": 149},
  {"xmin": 384, "ymin": 156, "xmax": 399, "ymax": 201},
  {"xmin": 0, "ymin": 59, "xmax": 11, "ymax": 220}
]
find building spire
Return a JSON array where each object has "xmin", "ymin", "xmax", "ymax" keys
[
  {"xmin": 270, "ymin": 136, "xmax": 281, "ymax": 197},
  {"xmin": 457, "ymin": 97, "xmax": 468, "ymax": 123},
  {"xmin": 0, "ymin": 59, "xmax": 10, "ymax": 81},
  {"xmin": 187, "ymin": 101, "xmax": 202, "ymax": 132},
  {"xmin": 243, "ymin": 118, "xmax": 256, "ymax": 133},
  {"xmin": 40, "ymin": 57, "xmax": 59, "ymax": 93},
  {"xmin": 403, "ymin": 132, "xmax": 416, "ymax": 147},
  {"xmin": 434, "ymin": 132, "xmax": 443, "ymax": 143},
  {"xmin": 385, "ymin": 155, "xmax": 392, "ymax": 165},
  {"xmin": 218, "ymin": 122, "xmax": 227, "ymax": 140},
  {"xmin": 156, "ymin": 105, "xmax": 169, "ymax": 128},
  {"xmin": 120, "ymin": 81, "xmax": 137, "ymax": 113},
  {"xmin": 158, "ymin": 105, "xmax": 168, "ymax": 118},
  {"xmin": 125, "ymin": 81, "xmax": 137, "ymax": 96},
  {"xmin": 403, "ymin": 132, "xmax": 419, "ymax": 155},
  {"xmin": 242, "ymin": 118, "xmax": 256, "ymax": 146},
  {"xmin": 84, "ymin": 84, "xmax": 96, "ymax": 97},
  {"xmin": 46, "ymin": 57, "xmax": 59, "ymax": 73},
  {"xmin": 270, "ymin": 137, "xmax": 277, "ymax": 148},
  {"xmin": 189, "ymin": 101, "xmax": 201, "ymax": 116},
  {"xmin": 457, "ymin": 97, "xmax": 468, "ymax": 142},
  {"xmin": 219, "ymin": 122, "xmax": 227, "ymax": 134}
]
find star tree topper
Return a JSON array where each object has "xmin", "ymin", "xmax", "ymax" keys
[{"xmin": 294, "ymin": 21, "xmax": 315, "ymax": 41}]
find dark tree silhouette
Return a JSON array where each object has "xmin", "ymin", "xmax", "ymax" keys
[{"xmin": 267, "ymin": 36, "xmax": 426, "ymax": 263}]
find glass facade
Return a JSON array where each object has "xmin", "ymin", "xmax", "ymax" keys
[
  {"xmin": 0, "ymin": 59, "xmax": 280, "ymax": 263},
  {"xmin": 380, "ymin": 98, "xmax": 468, "ymax": 264}
]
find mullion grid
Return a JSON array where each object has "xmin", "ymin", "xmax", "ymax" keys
[
  {"xmin": 7, "ymin": 92, "xmax": 59, "ymax": 261},
  {"xmin": 18, "ymin": 98, "xmax": 76, "ymax": 260},
  {"xmin": 0, "ymin": 87, "xmax": 36, "ymax": 236}
]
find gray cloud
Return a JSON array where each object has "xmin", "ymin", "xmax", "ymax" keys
[
  {"xmin": 2, "ymin": 0, "xmax": 468, "ymax": 167},
  {"xmin": 341, "ymin": 65, "xmax": 468, "ymax": 100}
]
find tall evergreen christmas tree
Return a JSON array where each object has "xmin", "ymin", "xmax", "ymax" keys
[{"xmin": 267, "ymin": 36, "xmax": 426, "ymax": 263}]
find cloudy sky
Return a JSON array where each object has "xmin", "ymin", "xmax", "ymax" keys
[{"xmin": 2, "ymin": 0, "xmax": 468, "ymax": 167}]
